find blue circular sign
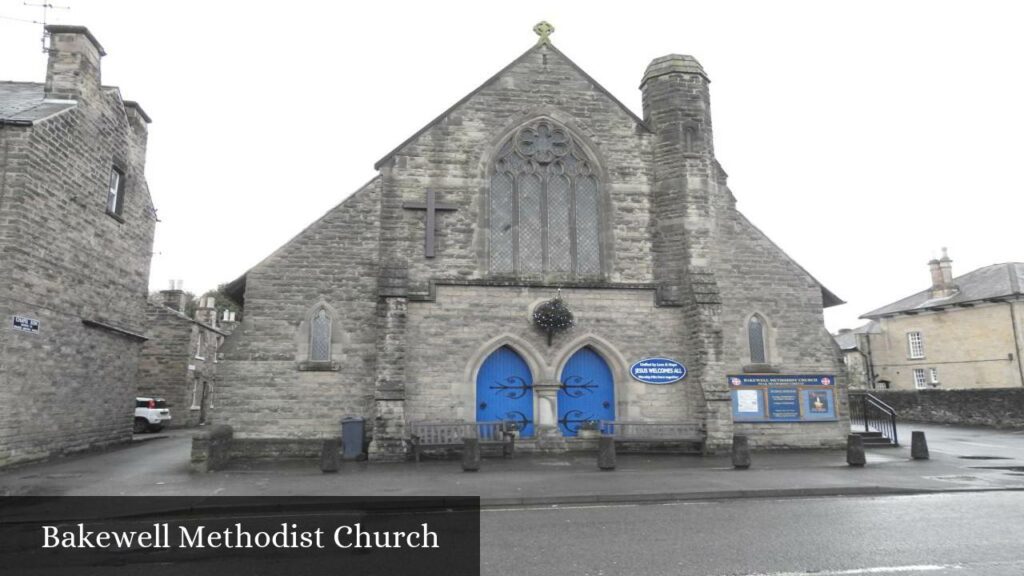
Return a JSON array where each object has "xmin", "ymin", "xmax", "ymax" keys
[{"xmin": 630, "ymin": 357, "xmax": 687, "ymax": 384}]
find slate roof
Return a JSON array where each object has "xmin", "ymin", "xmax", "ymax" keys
[
  {"xmin": 147, "ymin": 302, "xmax": 228, "ymax": 336},
  {"xmin": 832, "ymin": 321, "xmax": 880, "ymax": 350},
  {"xmin": 861, "ymin": 263, "xmax": 1024, "ymax": 319},
  {"xmin": 0, "ymin": 82, "xmax": 76, "ymax": 124}
]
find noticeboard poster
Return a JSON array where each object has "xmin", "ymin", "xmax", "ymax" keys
[{"xmin": 729, "ymin": 374, "xmax": 838, "ymax": 423}]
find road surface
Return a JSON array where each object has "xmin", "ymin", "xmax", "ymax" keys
[{"xmin": 481, "ymin": 491, "xmax": 1024, "ymax": 576}]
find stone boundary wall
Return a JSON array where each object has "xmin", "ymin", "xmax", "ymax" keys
[
  {"xmin": 870, "ymin": 389, "xmax": 1024, "ymax": 429},
  {"xmin": 228, "ymin": 438, "xmax": 324, "ymax": 461}
]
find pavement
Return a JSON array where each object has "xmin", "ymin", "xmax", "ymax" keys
[{"xmin": 2, "ymin": 422, "xmax": 1023, "ymax": 505}]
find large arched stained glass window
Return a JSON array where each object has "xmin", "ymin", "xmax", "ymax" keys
[{"xmin": 489, "ymin": 119, "xmax": 602, "ymax": 277}]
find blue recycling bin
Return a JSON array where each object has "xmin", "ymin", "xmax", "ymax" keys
[{"xmin": 340, "ymin": 416, "xmax": 365, "ymax": 460}]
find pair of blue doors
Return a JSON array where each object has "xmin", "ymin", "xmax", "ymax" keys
[{"xmin": 475, "ymin": 346, "xmax": 614, "ymax": 437}]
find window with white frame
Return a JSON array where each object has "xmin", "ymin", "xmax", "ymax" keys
[
  {"xmin": 907, "ymin": 331, "xmax": 924, "ymax": 359},
  {"xmin": 106, "ymin": 167, "xmax": 125, "ymax": 217},
  {"xmin": 190, "ymin": 379, "xmax": 201, "ymax": 410},
  {"xmin": 913, "ymin": 368, "xmax": 927, "ymax": 389},
  {"xmin": 930, "ymin": 367, "xmax": 940, "ymax": 385},
  {"xmin": 194, "ymin": 331, "xmax": 205, "ymax": 360}
]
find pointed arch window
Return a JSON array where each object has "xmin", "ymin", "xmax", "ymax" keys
[
  {"xmin": 488, "ymin": 119, "xmax": 602, "ymax": 277},
  {"xmin": 310, "ymin": 308, "xmax": 332, "ymax": 362},
  {"xmin": 748, "ymin": 315, "xmax": 767, "ymax": 364},
  {"xmin": 299, "ymin": 303, "xmax": 340, "ymax": 371}
]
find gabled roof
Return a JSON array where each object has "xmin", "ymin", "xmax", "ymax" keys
[
  {"xmin": 221, "ymin": 176, "xmax": 383, "ymax": 306},
  {"xmin": 861, "ymin": 263, "xmax": 1024, "ymax": 319},
  {"xmin": 736, "ymin": 212, "xmax": 844, "ymax": 308},
  {"xmin": 147, "ymin": 301, "xmax": 228, "ymax": 336},
  {"xmin": 832, "ymin": 321, "xmax": 880, "ymax": 350},
  {"xmin": 373, "ymin": 41, "xmax": 651, "ymax": 170},
  {"xmin": 0, "ymin": 82, "xmax": 76, "ymax": 124}
]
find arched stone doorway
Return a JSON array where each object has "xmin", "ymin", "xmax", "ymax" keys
[
  {"xmin": 476, "ymin": 346, "xmax": 535, "ymax": 437},
  {"xmin": 557, "ymin": 347, "xmax": 615, "ymax": 436}
]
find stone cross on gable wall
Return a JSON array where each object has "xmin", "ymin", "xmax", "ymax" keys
[{"xmin": 402, "ymin": 189, "xmax": 458, "ymax": 258}]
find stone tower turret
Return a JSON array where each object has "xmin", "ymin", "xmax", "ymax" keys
[
  {"xmin": 641, "ymin": 54, "xmax": 731, "ymax": 450},
  {"xmin": 640, "ymin": 54, "xmax": 721, "ymax": 305}
]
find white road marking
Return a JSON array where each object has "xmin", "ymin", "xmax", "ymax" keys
[
  {"xmin": 734, "ymin": 564, "xmax": 954, "ymax": 575},
  {"xmin": 950, "ymin": 440, "xmax": 1003, "ymax": 448},
  {"xmin": 733, "ymin": 560, "xmax": 1024, "ymax": 575},
  {"xmin": 483, "ymin": 503, "xmax": 640, "ymax": 512}
]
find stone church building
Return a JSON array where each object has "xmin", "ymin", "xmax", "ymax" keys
[{"xmin": 220, "ymin": 25, "xmax": 847, "ymax": 460}]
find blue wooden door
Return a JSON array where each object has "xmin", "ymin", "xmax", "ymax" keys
[
  {"xmin": 476, "ymin": 346, "xmax": 534, "ymax": 437},
  {"xmin": 558, "ymin": 347, "xmax": 615, "ymax": 436}
]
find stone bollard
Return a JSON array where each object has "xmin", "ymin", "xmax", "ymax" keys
[
  {"xmin": 731, "ymin": 435, "xmax": 751, "ymax": 469},
  {"xmin": 320, "ymin": 439, "xmax": 340, "ymax": 473},
  {"xmin": 462, "ymin": 437, "xmax": 481, "ymax": 472},
  {"xmin": 598, "ymin": 436, "xmax": 616, "ymax": 471},
  {"xmin": 190, "ymin": 424, "xmax": 233, "ymax": 473},
  {"xmin": 846, "ymin": 434, "xmax": 866, "ymax": 467},
  {"xmin": 911, "ymin": 431, "xmax": 930, "ymax": 460}
]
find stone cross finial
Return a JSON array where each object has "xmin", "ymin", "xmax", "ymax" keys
[{"xmin": 533, "ymin": 21, "xmax": 555, "ymax": 44}]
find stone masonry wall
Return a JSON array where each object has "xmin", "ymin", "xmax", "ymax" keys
[
  {"xmin": 715, "ymin": 210, "xmax": 849, "ymax": 448},
  {"xmin": 137, "ymin": 304, "xmax": 223, "ymax": 427},
  {"xmin": 379, "ymin": 43, "xmax": 655, "ymax": 293},
  {"xmin": 870, "ymin": 388, "xmax": 1024, "ymax": 429},
  {"xmin": 216, "ymin": 178, "xmax": 381, "ymax": 439},
  {"xmin": 405, "ymin": 285, "xmax": 697, "ymax": 424},
  {"xmin": 868, "ymin": 303, "xmax": 1023, "ymax": 391},
  {"xmin": 137, "ymin": 304, "xmax": 192, "ymax": 420},
  {"xmin": 0, "ymin": 85, "xmax": 154, "ymax": 467}
]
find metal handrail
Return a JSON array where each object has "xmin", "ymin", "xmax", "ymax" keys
[
  {"xmin": 863, "ymin": 394, "xmax": 897, "ymax": 414},
  {"xmin": 849, "ymin": 392, "xmax": 899, "ymax": 446}
]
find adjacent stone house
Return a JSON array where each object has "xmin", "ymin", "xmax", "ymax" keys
[
  {"xmin": 0, "ymin": 26, "xmax": 155, "ymax": 467},
  {"xmin": 137, "ymin": 290, "xmax": 230, "ymax": 428},
  {"xmin": 219, "ymin": 24, "xmax": 847, "ymax": 460},
  {"xmin": 859, "ymin": 251, "xmax": 1024, "ymax": 390},
  {"xmin": 832, "ymin": 322, "xmax": 880, "ymax": 389}
]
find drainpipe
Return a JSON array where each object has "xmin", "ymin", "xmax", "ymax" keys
[
  {"xmin": 864, "ymin": 331, "xmax": 877, "ymax": 390},
  {"xmin": 1009, "ymin": 300, "xmax": 1024, "ymax": 387},
  {"xmin": 0, "ymin": 123, "xmax": 10, "ymax": 209}
]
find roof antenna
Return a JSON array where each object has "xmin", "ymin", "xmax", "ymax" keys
[{"xmin": 23, "ymin": 1, "xmax": 71, "ymax": 53}]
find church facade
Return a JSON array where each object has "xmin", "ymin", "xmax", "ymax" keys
[{"xmin": 220, "ymin": 26, "xmax": 847, "ymax": 460}]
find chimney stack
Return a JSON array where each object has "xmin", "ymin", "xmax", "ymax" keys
[
  {"xmin": 160, "ymin": 279, "xmax": 186, "ymax": 312},
  {"xmin": 929, "ymin": 248, "xmax": 956, "ymax": 298},
  {"xmin": 219, "ymin": 309, "xmax": 239, "ymax": 335},
  {"xmin": 44, "ymin": 25, "xmax": 105, "ymax": 101},
  {"xmin": 194, "ymin": 296, "xmax": 218, "ymax": 328}
]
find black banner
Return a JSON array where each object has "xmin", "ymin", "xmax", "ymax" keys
[{"xmin": 0, "ymin": 497, "xmax": 480, "ymax": 575}]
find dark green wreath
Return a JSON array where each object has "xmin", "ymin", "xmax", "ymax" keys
[{"xmin": 532, "ymin": 297, "xmax": 575, "ymax": 345}]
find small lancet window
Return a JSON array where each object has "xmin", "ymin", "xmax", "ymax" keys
[
  {"xmin": 748, "ymin": 315, "xmax": 767, "ymax": 364},
  {"xmin": 310, "ymin": 308, "xmax": 332, "ymax": 362},
  {"xmin": 683, "ymin": 126, "xmax": 698, "ymax": 153}
]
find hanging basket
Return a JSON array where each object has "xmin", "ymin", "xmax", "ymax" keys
[{"xmin": 532, "ymin": 297, "xmax": 575, "ymax": 345}]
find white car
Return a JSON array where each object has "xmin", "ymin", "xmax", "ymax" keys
[{"xmin": 134, "ymin": 397, "xmax": 171, "ymax": 433}]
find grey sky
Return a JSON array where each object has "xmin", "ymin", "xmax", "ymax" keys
[{"xmin": 2, "ymin": 0, "xmax": 1021, "ymax": 332}]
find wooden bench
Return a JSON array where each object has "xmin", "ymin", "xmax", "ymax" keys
[
  {"xmin": 599, "ymin": 420, "xmax": 706, "ymax": 455},
  {"xmin": 407, "ymin": 421, "xmax": 515, "ymax": 462}
]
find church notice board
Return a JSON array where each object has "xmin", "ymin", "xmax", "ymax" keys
[{"xmin": 729, "ymin": 374, "xmax": 837, "ymax": 422}]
